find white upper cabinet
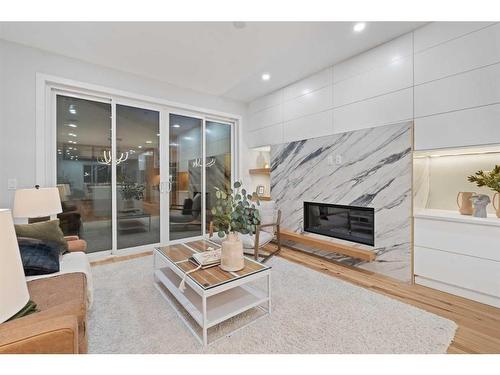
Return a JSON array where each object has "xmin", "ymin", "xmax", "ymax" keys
[
  {"xmin": 283, "ymin": 110, "xmax": 334, "ymax": 144},
  {"xmin": 283, "ymin": 85, "xmax": 333, "ymax": 122},
  {"xmin": 413, "ymin": 22, "xmax": 496, "ymax": 53},
  {"xmin": 333, "ymin": 34, "xmax": 413, "ymax": 83},
  {"xmin": 415, "ymin": 23, "xmax": 500, "ymax": 84},
  {"xmin": 414, "ymin": 62, "xmax": 500, "ymax": 117},
  {"xmin": 333, "ymin": 54, "xmax": 413, "ymax": 108},
  {"xmin": 246, "ymin": 122, "xmax": 283, "ymax": 148},
  {"xmin": 248, "ymin": 89, "xmax": 283, "ymax": 114},
  {"xmin": 414, "ymin": 104, "xmax": 500, "ymax": 150},
  {"xmin": 333, "ymin": 88, "xmax": 413, "ymax": 134},
  {"xmin": 248, "ymin": 103, "xmax": 283, "ymax": 132},
  {"xmin": 283, "ymin": 68, "xmax": 332, "ymax": 101}
]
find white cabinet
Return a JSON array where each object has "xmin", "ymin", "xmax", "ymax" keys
[
  {"xmin": 414, "ymin": 104, "xmax": 500, "ymax": 150},
  {"xmin": 333, "ymin": 88, "xmax": 413, "ymax": 134},
  {"xmin": 414, "ymin": 209, "xmax": 500, "ymax": 307}
]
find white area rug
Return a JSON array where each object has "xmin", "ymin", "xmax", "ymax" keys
[{"xmin": 88, "ymin": 255, "xmax": 456, "ymax": 353}]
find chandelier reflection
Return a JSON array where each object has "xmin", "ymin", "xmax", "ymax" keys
[
  {"xmin": 192, "ymin": 157, "xmax": 216, "ymax": 168},
  {"xmin": 97, "ymin": 150, "xmax": 129, "ymax": 165}
]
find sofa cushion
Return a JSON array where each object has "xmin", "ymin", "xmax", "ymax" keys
[
  {"xmin": 26, "ymin": 252, "xmax": 94, "ymax": 309},
  {"xmin": 17, "ymin": 237, "xmax": 60, "ymax": 276},
  {"xmin": 15, "ymin": 219, "xmax": 68, "ymax": 253},
  {"xmin": 29, "ymin": 273, "xmax": 87, "ymax": 353}
]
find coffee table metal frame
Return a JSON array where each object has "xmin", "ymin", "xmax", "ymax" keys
[{"xmin": 153, "ymin": 240, "xmax": 271, "ymax": 347}]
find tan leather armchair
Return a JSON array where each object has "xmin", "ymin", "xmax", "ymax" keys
[{"xmin": 0, "ymin": 273, "xmax": 87, "ymax": 354}]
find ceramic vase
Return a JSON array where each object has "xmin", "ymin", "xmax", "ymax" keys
[
  {"xmin": 470, "ymin": 194, "xmax": 491, "ymax": 218},
  {"xmin": 456, "ymin": 192, "xmax": 474, "ymax": 215},
  {"xmin": 493, "ymin": 192, "xmax": 500, "ymax": 218},
  {"xmin": 220, "ymin": 232, "xmax": 245, "ymax": 272}
]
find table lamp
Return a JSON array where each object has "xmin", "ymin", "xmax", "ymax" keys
[
  {"xmin": 0, "ymin": 209, "xmax": 30, "ymax": 323},
  {"xmin": 13, "ymin": 185, "xmax": 62, "ymax": 219}
]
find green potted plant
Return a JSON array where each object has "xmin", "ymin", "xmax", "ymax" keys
[
  {"xmin": 211, "ymin": 181, "xmax": 261, "ymax": 271},
  {"xmin": 119, "ymin": 176, "xmax": 145, "ymax": 210},
  {"xmin": 468, "ymin": 165, "xmax": 500, "ymax": 218}
]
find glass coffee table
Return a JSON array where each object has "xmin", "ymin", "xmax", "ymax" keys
[{"xmin": 153, "ymin": 239, "xmax": 271, "ymax": 346}]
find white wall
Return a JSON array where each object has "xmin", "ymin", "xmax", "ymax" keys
[
  {"xmin": 245, "ymin": 22, "xmax": 500, "ymax": 151},
  {"xmin": 0, "ymin": 39, "xmax": 246, "ymax": 208}
]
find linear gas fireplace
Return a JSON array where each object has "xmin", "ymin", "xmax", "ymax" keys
[{"xmin": 303, "ymin": 202, "xmax": 374, "ymax": 246}]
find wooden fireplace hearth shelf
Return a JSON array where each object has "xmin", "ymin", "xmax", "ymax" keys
[{"xmin": 280, "ymin": 229, "xmax": 376, "ymax": 262}]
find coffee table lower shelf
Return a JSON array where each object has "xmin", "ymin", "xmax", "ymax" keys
[{"xmin": 154, "ymin": 266, "xmax": 271, "ymax": 346}]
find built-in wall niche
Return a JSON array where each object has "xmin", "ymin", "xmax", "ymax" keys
[
  {"xmin": 414, "ymin": 145, "xmax": 500, "ymax": 215},
  {"xmin": 249, "ymin": 145, "xmax": 271, "ymax": 199}
]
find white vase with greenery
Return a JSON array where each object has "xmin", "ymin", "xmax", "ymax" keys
[{"xmin": 211, "ymin": 181, "xmax": 261, "ymax": 271}]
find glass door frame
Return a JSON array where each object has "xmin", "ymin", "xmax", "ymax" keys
[
  {"xmin": 112, "ymin": 97, "xmax": 165, "ymax": 253},
  {"xmin": 164, "ymin": 110, "xmax": 237, "ymax": 244},
  {"xmin": 40, "ymin": 76, "xmax": 239, "ymax": 258}
]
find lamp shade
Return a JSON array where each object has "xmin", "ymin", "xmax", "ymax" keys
[
  {"xmin": 0, "ymin": 209, "xmax": 30, "ymax": 323},
  {"xmin": 13, "ymin": 187, "xmax": 63, "ymax": 218}
]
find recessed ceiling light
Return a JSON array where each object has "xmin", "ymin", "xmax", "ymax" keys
[
  {"xmin": 261, "ymin": 73, "xmax": 271, "ymax": 81},
  {"xmin": 68, "ymin": 133, "xmax": 77, "ymax": 137},
  {"xmin": 156, "ymin": 133, "xmax": 160, "ymax": 136},
  {"xmin": 69, "ymin": 104, "xmax": 76, "ymax": 115},
  {"xmin": 353, "ymin": 22, "xmax": 366, "ymax": 33},
  {"xmin": 67, "ymin": 123, "xmax": 77, "ymax": 128},
  {"xmin": 172, "ymin": 124, "xmax": 180, "ymax": 128},
  {"xmin": 146, "ymin": 140, "xmax": 152, "ymax": 144},
  {"xmin": 138, "ymin": 145, "xmax": 143, "ymax": 149}
]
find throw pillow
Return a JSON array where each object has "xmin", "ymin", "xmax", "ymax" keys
[
  {"xmin": 17, "ymin": 237, "xmax": 61, "ymax": 276},
  {"xmin": 15, "ymin": 219, "xmax": 68, "ymax": 253}
]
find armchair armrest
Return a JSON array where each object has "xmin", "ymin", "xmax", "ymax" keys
[
  {"xmin": 65, "ymin": 236, "xmax": 87, "ymax": 253},
  {"xmin": 0, "ymin": 315, "xmax": 79, "ymax": 354}
]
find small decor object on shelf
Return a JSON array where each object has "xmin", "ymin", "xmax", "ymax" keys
[
  {"xmin": 470, "ymin": 194, "xmax": 491, "ymax": 218},
  {"xmin": 212, "ymin": 181, "xmax": 261, "ymax": 271},
  {"xmin": 494, "ymin": 192, "xmax": 500, "ymax": 219},
  {"xmin": 456, "ymin": 191, "xmax": 475, "ymax": 215},
  {"xmin": 468, "ymin": 165, "xmax": 500, "ymax": 218},
  {"xmin": 256, "ymin": 184, "xmax": 265, "ymax": 197},
  {"xmin": 256, "ymin": 152, "xmax": 266, "ymax": 168}
]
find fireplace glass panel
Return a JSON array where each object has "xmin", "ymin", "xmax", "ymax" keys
[{"xmin": 303, "ymin": 202, "xmax": 374, "ymax": 246}]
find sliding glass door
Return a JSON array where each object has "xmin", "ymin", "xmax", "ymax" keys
[
  {"xmin": 55, "ymin": 92, "xmax": 235, "ymax": 253},
  {"xmin": 56, "ymin": 95, "xmax": 113, "ymax": 253},
  {"xmin": 116, "ymin": 104, "xmax": 161, "ymax": 249},
  {"xmin": 205, "ymin": 120, "xmax": 232, "ymax": 233},
  {"xmin": 168, "ymin": 113, "xmax": 203, "ymax": 240}
]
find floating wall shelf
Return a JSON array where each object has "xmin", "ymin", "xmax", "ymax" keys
[{"xmin": 249, "ymin": 168, "xmax": 271, "ymax": 175}]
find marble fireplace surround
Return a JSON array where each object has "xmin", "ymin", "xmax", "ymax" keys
[{"xmin": 271, "ymin": 121, "xmax": 412, "ymax": 281}]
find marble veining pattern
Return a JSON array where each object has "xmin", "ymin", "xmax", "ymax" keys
[{"xmin": 271, "ymin": 122, "xmax": 412, "ymax": 281}]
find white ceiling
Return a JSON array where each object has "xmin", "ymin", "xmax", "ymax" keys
[{"xmin": 0, "ymin": 22, "xmax": 425, "ymax": 102}]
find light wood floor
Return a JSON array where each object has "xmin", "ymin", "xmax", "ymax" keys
[
  {"xmin": 91, "ymin": 244, "xmax": 500, "ymax": 354},
  {"xmin": 267, "ymin": 244, "xmax": 500, "ymax": 354}
]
